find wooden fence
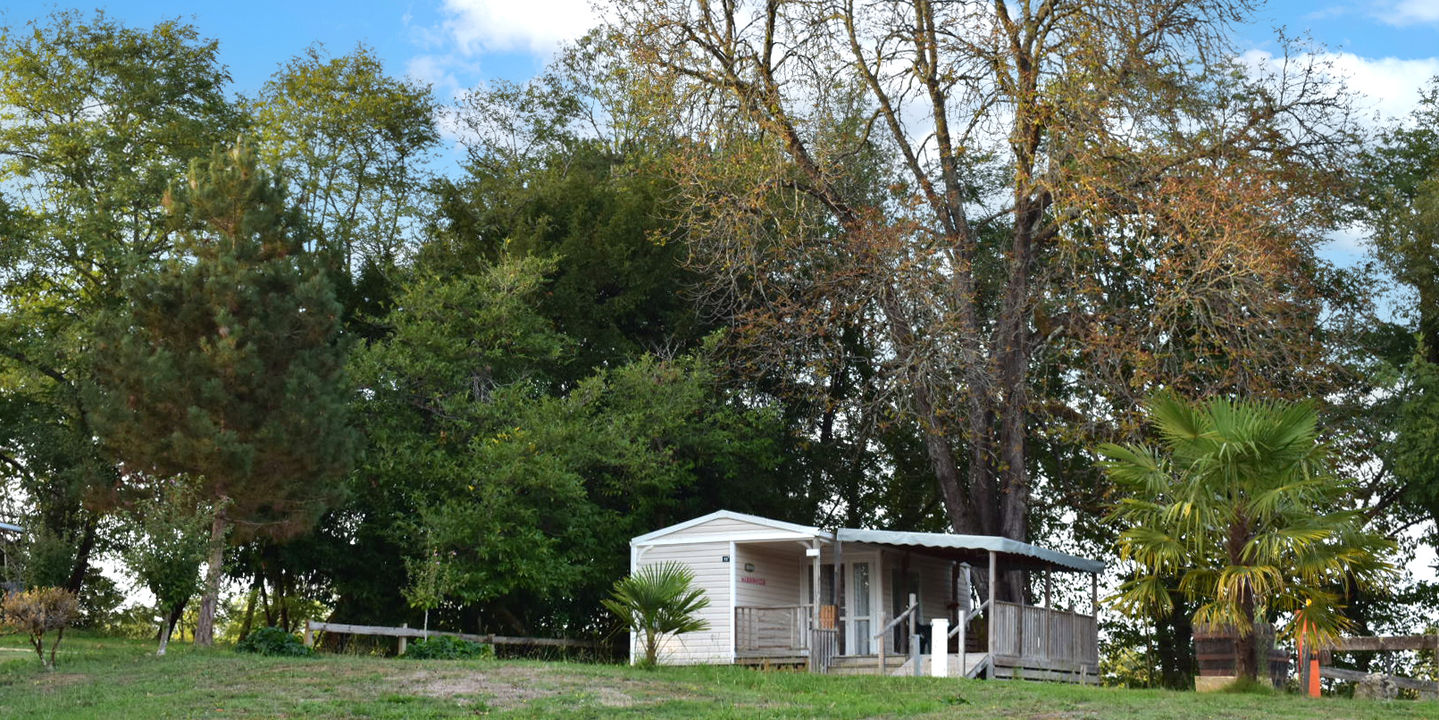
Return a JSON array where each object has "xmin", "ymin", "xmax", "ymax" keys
[
  {"xmin": 304, "ymin": 620, "xmax": 597, "ymax": 655},
  {"xmin": 1307, "ymin": 634, "xmax": 1439, "ymax": 699}
]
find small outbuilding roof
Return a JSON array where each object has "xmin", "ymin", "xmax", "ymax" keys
[
  {"xmin": 836, "ymin": 528, "xmax": 1104, "ymax": 574},
  {"xmin": 0, "ymin": 521, "xmax": 22, "ymax": 534}
]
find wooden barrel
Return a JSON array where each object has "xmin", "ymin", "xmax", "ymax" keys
[{"xmin": 1193, "ymin": 624, "xmax": 1287, "ymax": 687}]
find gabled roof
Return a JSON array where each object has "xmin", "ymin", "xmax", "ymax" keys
[
  {"xmin": 631, "ymin": 510, "xmax": 823, "ymax": 545},
  {"xmin": 837, "ymin": 528, "xmax": 1104, "ymax": 574}
]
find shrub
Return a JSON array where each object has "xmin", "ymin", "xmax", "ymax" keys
[
  {"xmin": 1, "ymin": 586, "xmax": 79, "ymax": 669},
  {"xmin": 403, "ymin": 635, "xmax": 493, "ymax": 660},
  {"xmin": 602, "ymin": 562, "xmax": 709, "ymax": 668},
  {"xmin": 236, "ymin": 626, "xmax": 313, "ymax": 656}
]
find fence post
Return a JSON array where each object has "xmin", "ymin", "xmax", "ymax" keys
[
  {"xmin": 911, "ymin": 633, "xmax": 922, "ymax": 677},
  {"xmin": 931, "ymin": 618, "xmax": 949, "ymax": 677},
  {"xmin": 958, "ymin": 610, "xmax": 967, "ymax": 677},
  {"xmin": 877, "ymin": 610, "xmax": 887, "ymax": 674},
  {"xmin": 398, "ymin": 623, "xmax": 408, "ymax": 656},
  {"xmin": 907, "ymin": 592, "xmax": 917, "ymax": 654},
  {"xmin": 303, "ymin": 620, "xmax": 313, "ymax": 648}
]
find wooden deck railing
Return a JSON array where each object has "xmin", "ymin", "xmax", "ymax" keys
[
  {"xmin": 811, "ymin": 628, "xmax": 839, "ymax": 673},
  {"xmin": 735, "ymin": 605, "xmax": 808, "ymax": 655},
  {"xmin": 989, "ymin": 601, "xmax": 1096, "ymax": 664}
]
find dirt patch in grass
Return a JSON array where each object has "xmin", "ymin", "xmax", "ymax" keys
[
  {"xmin": 397, "ymin": 665, "xmax": 561, "ymax": 709},
  {"xmin": 26, "ymin": 672, "xmax": 88, "ymax": 690},
  {"xmin": 395, "ymin": 664, "xmax": 650, "ymax": 710}
]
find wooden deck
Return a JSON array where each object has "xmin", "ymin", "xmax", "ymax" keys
[{"xmin": 988, "ymin": 600, "xmax": 1097, "ymax": 683}]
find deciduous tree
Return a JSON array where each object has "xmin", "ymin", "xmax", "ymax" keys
[{"xmin": 614, "ymin": 0, "xmax": 1356, "ymax": 601}]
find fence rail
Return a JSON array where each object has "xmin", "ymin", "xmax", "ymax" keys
[{"xmin": 304, "ymin": 621, "xmax": 597, "ymax": 652}]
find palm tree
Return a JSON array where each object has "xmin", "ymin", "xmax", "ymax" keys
[
  {"xmin": 1100, "ymin": 393, "xmax": 1394, "ymax": 683},
  {"xmin": 603, "ymin": 562, "xmax": 710, "ymax": 667}
]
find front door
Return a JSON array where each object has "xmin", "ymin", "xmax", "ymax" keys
[{"xmin": 848, "ymin": 561, "xmax": 872, "ymax": 655}]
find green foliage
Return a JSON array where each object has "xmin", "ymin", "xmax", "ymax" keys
[
  {"xmin": 118, "ymin": 477, "xmax": 210, "ymax": 652},
  {"xmin": 73, "ymin": 568, "xmax": 126, "ymax": 630},
  {"xmin": 401, "ymin": 635, "xmax": 493, "ymax": 660},
  {"xmin": 89, "ymin": 140, "xmax": 357, "ymax": 644},
  {"xmin": 1394, "ymin": 349, "xmax": 1439, "ymax": 523},
  {"xmin": 14, "ymin": 524, "xmax": 80, "ymax": 589},
  {"xmin": 236, "ymin": 626, "xmax": 313, "ymax": 657},
  {"xmin": 1, "ymin": 586, "xmax": 79, "ymax": 668},
  {"xmin": 425, "ymin": 142, "xmax": 705, "ymax": 384},
  {"xmin": 0, "ymin": 9, "xmax": 241, "ymax": 600},
  {"xmin": 92, "ymin": 139, "xmax": 356, "ymax": 540},
  {"xmin": 1101, "ymin": 393, "xmax": 1395, "ymax": 680},
  {"xmin": 1358, "ymin": 79, "xmax": 1439, "ymax": 363},
  {"xmin": 602, "ymin": 562, "xmax": 710, "ymax": 667},
  {"xmin": 252, "ymin": 44, "xmax": 438, "ymax": 276},
  {"xmin": 343, "ymin": 255, "xmax": 786, "ymax": 633}
]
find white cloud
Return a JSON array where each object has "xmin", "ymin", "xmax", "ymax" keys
[
  {"xmin": 1325, "ymin": 52, "xmax": 1439, "ymax": 120},
  {"xmin": 1382, "ymin": 0, "xmax": 1439, "ymax": 26},
  {"xmin": 1241, "ymin": 49, "xmax": 1439, "ymax": 123},
  {"xmin": 439, "ymin": 0, "xmax": 598, "ymax": 55}
]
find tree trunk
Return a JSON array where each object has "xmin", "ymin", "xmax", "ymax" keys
[
  {"xmin": 194, "ymin": 508, "xmax": 228, "ymax": 647},
  {"xmin": 237, "ymin": 583, "xmax": 258, "ymax": 641},
  {"xmin": 157, "ymin": 609, "xmax": 176, "ymax": 656},
  {"xmin": 1156, "ymin": 598, "xmax": 1195, "ymax": 689},
  {"xmin": 1229, "ymin": 519, "xmax": 1259, "ymax": 683},
  {"xmin": 259, "ymin": 570, "xmax": 274, "ymax": 626},
  {"xmin": 64, "ymin": 513, "xmax": 99, "ymax": 594},
  {"xmin": 278, "ymin": 568, "xmax": 291, "ymax": 632}
]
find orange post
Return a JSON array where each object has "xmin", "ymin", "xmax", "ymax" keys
[{"xmin": 1297, "ymin": 616, "xmax": 1320, "ymax": 698}]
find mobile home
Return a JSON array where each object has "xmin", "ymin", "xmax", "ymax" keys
[{"xmin": 629, "ymin": 510, "xmax": 1103, "ymax": 681}]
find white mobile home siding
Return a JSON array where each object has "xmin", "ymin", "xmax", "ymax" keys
[
  {"xmin": 733, "ymin": 543, "xmax": 805, "ymax": 607},
  {"xmin": 634, "ymin": 540, "xmax": 732, "ymax": 664}
]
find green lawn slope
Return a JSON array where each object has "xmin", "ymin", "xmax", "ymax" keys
[{"xmin": 2, "ymin": 633, "xmax": 1434, "ymax": 719}]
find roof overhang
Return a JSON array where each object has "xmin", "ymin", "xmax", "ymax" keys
[
  {"xmin": 631, "ymin": 510, "xmax": 825, "ymax": 546},
  {"xmin": 836, "ymin": 528, "xmax": 1104, "ymax": 574}
]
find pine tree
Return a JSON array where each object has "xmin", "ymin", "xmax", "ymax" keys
[{"xmin": 92, "ymin": 140, "xmax": 356, "ymax": 646}]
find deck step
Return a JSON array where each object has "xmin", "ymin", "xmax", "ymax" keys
[{"xmin": 827, "ymin": 653, "xmax": 990, "ymax": 677}]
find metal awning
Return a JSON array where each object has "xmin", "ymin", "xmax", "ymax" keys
[{"xmin": 835, "ymin": 528, "xmax": 1104, "ymax": 574}]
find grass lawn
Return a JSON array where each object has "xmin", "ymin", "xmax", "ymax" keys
[{"xmin": 2, "ymin": 632, "xmax": 1435, "ymax": 719}]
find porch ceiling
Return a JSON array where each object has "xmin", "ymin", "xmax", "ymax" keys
[{"xmin": 834, "ymin": 528, "xmax": 1104, "ymax": 574}]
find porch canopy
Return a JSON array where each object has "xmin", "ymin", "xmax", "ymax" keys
[{"xmin": 836, "ymin": 528, "xmax": 1104, "ymax": 574}]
